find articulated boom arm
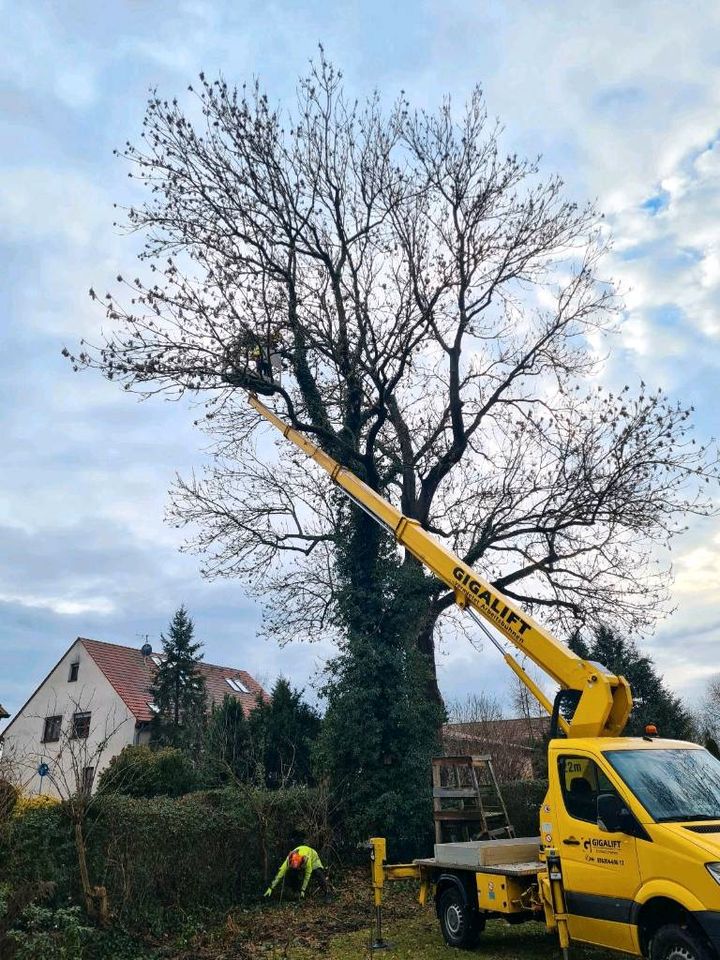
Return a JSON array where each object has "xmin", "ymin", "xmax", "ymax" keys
[{"xmin": 249, "ymin": 395, "xmax": 632, "ymax": 739}]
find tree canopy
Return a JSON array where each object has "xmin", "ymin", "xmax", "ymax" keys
[{"xmin": 70, "ymin": 54, "xmax": 720, "ymax": 704}]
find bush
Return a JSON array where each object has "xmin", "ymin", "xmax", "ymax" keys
[
  {"xmin": 0, "ymin": 893, "xmax": 153, "ymax": 960},
  {"xmin": 96, "ymin": 745, "xmax": 199, "ymax": 798},
  {"xmin": 501, "ymin": 779, "xmax": 548, "ymax": 837},
  {"xmin": 0, "ymin": 780, "xmax": 18, "ymax": 820},
  {"xmin": 12, "ymin": 794, "xmax": 59, "ymax": 817},
  {"xmin": 5, "ymin": 903, "xmax": 94, "ymax": 960},
  {"xmin": 3, "ymin": 804, "xmax": 76, "ymax": 901}
]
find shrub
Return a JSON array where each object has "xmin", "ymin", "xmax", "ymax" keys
[
  {"xmin": 96, "ymin": 745, "xmax": 198, "ymax": 798},
  {"xmin": 5, "ymin": 903, "xmax": 94, "ymax": 960},
  {"xmin": 12, "ymin": 794, "xmax": 59, "ymax": 817},
  {"xmin": 0, "ymin": 780, "xmax": 18, "ymax": 820},
  {"xmin": 91, "ymin": 787, "xmax": 329, "ymax": 925},
  {"xmin": 501, "ymin": 778, "xmax": 548, "ymax": 837},
  {"xmin": 3, "ymin": 804, "xmax": 76, "ymax": 900}
]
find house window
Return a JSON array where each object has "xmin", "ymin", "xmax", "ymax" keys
[
  {"xmin": 42, "ymin": 715, "xmax": 62, "ymax": 743},
  {"xmin": 82, "ymin": 766, "xmax": 95, "ymax": 793},
  {"xmin": 71, "ymin": 712, "xmax": 91, "ymax": 740},
  {"xmin": 68, "ymin": 661, "xmax": 80, "ymax": 682},
  {"xmin": 226, "ymin": 677, "xmax": 250, "ymax": 694}
]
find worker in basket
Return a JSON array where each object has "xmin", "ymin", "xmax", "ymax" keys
[{"xmin": 264, "ymin": 845, "xmax": 329, "ymax": 900}]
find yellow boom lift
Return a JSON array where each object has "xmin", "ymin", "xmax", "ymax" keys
[{"xmin": 250, "ymin": 393, "xmax": 720, "ymax": 960}]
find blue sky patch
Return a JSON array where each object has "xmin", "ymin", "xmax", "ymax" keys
[{"xmin": 641, "ymin": 189, "xmax": 670, "ymax": 214}]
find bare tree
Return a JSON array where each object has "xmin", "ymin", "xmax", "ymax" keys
[
  {"xmin": 700, "ymin": 675, "xmax": 720, "ymax": 739},
  {"xmin": 0, "ymin": 744, "xmax": 35, "ymax": 820},
  {"xmin": 21, "ymin": 695, "xmax": 130, "ymax": 924},
  {"xmin": 69, "ymin": 54, "xmax": 720, "ymax": 706},
  {"xmin": 446, "ymin": 692, "xmax": 505, "ymax": 728},
  {"xmin": 444, "ymin": 691, "xmax": 541, "ymax": 781},
  {"xmin": 510, "ymin": 670, "xmax": 549, "ymax": 732}
]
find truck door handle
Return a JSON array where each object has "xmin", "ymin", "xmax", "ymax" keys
[{"xmin": 563, "ymin": 838, "xmax": 581, "ymax": 846}]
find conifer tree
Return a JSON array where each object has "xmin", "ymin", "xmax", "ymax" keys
[
  {"xmin": 150, "ymin": 606, "xmax": 207, "ymax": 750},
  {"xmin": 206, "ymin": 694, "xmax": 251, "ymax": 782},
  {"xmin": 248, "ymin": 679, "xmax": 321, "ymax": 787},
  {"xmin": 569, "ymin": 625, "xmax": 695, "ymax": 739}
]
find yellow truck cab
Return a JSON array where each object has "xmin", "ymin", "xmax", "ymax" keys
[{"xmin": 543, "ymin": 736, "xmax": 720, "ymax": 959}]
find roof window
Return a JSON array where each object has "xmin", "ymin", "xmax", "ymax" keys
[{"xmin": 226, "ymin": 677, "xmax": 250, "ymax": 694}]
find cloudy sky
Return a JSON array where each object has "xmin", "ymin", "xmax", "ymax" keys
[{"xmin": 2, "ymin": 0, "xmax": 720, "ymax": 723}]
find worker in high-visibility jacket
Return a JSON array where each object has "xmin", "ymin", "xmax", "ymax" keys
[{"xmin": 264, "ymin": 845, "xmax": 328, "ymax": 899}]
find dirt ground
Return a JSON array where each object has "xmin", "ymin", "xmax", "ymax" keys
[
  {"xmin": 158, "ymin": 869, "xmax": 414, "ymax": 958},
  {"xmin": 163, "ymin": 869, "xmax": 612, "ymax": 960}
]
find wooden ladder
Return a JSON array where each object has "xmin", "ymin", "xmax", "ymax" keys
[{"xmin": 432, "ymin": 755, "xmax": 515, "ymax": 844}]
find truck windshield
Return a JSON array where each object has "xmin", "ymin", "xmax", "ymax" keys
[{"xmin": 604, "ymin": 748, "xmax": 720, "ymax": 823}]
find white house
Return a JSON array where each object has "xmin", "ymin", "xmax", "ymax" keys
[{"xmin": 0, "ymin": 637, "xmax": 267, "ymax": 797}]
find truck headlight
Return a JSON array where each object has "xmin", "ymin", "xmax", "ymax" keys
[{"xmin": 706, "ymin": 863, "xmax": 720, "ymax": 884}]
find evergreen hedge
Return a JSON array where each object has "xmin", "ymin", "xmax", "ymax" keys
[
  {"xmin": 501, "ymin": 779, "xmax": 548, "ymax": 837},
  {"xmin": 2, "ymin": 786, "xmax": 330, "ymax": 930}
]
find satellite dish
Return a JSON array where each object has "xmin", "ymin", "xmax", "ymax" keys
[{"xmin": 141, "ymin": 642, "xmax": 153, "ymax": 657}]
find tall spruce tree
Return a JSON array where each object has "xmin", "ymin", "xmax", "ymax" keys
[
  {"xmin": 569, "ymin": 625, "xmax": 695, "ymax": 739},
  {"xmin": 150, "ymin": 606, "xmax": 208, "ymax": 750},
  {"xmin": 248, "ymin": 679, "xmax": 321, "ymax": 787},
  {"xmin": 205, "ymin": 693, "xmax": 251, "ymax": 783}
]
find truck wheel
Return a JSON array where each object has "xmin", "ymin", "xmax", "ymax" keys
[
  {"xmin": 651, "ymin": 924, "xmax": 713, "ymax": 960},
  {"xmin": 438, "ymin": 887, "xmax": 484, "ymax": 948}
]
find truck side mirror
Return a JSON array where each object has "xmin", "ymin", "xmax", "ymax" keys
[{"xmin": 597, "ymin": 793, "xmax": 631, "ymax": 833}]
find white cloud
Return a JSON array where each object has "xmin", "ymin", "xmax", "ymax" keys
[
  {"xmin": 0, "ymin": 591, "xmax": 115, "ymax": 617},
  {"xmin": 54, "ymin": 64, "xmax": 98, "ymax": 109},
  {"xmin": 674, "ymin": 529, "xmax": 720, "ymax": 596},
  {"xmin": 0, "ymin": 168, "xmax": 110, "ymax": 246}
]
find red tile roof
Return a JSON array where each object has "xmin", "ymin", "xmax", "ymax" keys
[
  {"xmin": 442, "ymin": 716, "xmax": 550, "ymax": 749},
  {"xmin": 79, "ymin": 637, "xmax": 268, "ymax": 724}
]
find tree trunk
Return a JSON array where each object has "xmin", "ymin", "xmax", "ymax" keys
[
  {"xmin": 416, "ymin": 618, "xmax": 444, "ymax": 715},
  {"xmin": 74, "ymin": 818, "xmax": 94, "ymax": 916},
  {"xmin": 74, "ymin": 816, "xmax": 109, "ymax": 926}
]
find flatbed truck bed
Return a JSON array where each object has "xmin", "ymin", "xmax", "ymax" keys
[{"xmin": 413, "ymin": 857, "xmax": 544, "ymax": 877}]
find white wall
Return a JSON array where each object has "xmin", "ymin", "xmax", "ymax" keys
[{"xmin": 1, "ymin": 640, "xmax": 137, "ymax": 797}]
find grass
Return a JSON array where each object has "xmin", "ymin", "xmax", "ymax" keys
[{"xmin": 287, "ymin": 907, "xmax": 611, "ymax": 960}]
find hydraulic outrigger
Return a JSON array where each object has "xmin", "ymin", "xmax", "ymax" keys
[{"xmin": 250, "ymin": 393, "xmax": 720, "ymax": 960}]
